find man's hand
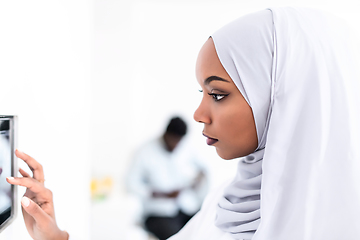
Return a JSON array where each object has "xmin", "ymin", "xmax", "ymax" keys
[{"xmin": 152, "ymin": 190, "xmax": 180, "ymax": 199}]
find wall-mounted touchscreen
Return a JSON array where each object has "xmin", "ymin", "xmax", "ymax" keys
[{"xmin": 0, "ymin": 116, "xmax": 17, "ymax": 233}]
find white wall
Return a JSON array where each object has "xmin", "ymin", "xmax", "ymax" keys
[{"xmin": 0, "ymin": 1, "xmax": 92, "ymax": 239}]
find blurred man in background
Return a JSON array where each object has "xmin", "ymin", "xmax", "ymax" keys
[{"xmin": 126, "ymin": 116, "xmax": 208, "ymax": 240}]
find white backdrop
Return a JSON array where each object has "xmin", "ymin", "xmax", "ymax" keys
[{"xmin": 1, "ymin": 0, "xmax": 360, "ymax": 239}]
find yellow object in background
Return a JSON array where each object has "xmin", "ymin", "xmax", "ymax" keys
[{"xmin": 90, "ymin": 176, "xmax": 113, "ymax": 201}]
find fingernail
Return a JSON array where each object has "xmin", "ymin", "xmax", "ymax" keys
[
  {"xmin": 7, "ymin": 177, "xmax": 14, "ymax": 181},
  {"xmin": 22, "ymin": 197, "xmax": 30, "ymax": 207},
  {"xmin": 16, "ymin": 149, "xmax": 22, "ymax": 153}
]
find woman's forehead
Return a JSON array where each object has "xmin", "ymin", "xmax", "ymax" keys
[
  {"xmin": 196, "ymin": 38, "xmax": 217, "ymax": 68},
  {"xmin": 196, "ymin": 38, "xmax": 231, "ymax": 84}
]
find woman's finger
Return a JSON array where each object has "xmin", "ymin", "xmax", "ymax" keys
[
  {"xmin": 15, "ymin": 150, "xmax": 45, "ymax": 182},
  {"xmin": 19, "ymin": 168, "xmax": 31, "ymax": 178},
  {"xmin": 21, "ymin": 196, "xmax": 52, "ymax": 226},
  {"xmin": 6, "ymin": 177, "xmax": 45, "ymax": 194}
]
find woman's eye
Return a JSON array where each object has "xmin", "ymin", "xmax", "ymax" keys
[{"xmin": 208, "ymin": 93, "xmax": 228, "ymax": 102}]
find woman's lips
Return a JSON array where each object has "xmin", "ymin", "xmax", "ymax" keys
[{"xmin": 203, "ymin": 133, "xmax": 218, "ymax": 146}]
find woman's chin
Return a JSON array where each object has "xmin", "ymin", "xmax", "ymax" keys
[
  {"xmin": 216, "ymin": 147, "xmax": 255, "ymax": 160},
  {"xmin": 216, "ymin": 148, "xmax": 238, "ymax": 160}
]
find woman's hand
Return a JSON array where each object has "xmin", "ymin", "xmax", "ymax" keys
[{"xmin": 6, "ymin": 150, "xmax": 69, "ymax": 240}]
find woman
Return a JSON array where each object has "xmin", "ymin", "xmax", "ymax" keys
[{"xmin": 7, "ymin": 7, "xmax": 360, "ymax": 240}]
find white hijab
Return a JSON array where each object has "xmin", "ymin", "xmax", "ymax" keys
[{"xmin": 212, "ymin": 7, "xmax": 360, "ymax": 240}]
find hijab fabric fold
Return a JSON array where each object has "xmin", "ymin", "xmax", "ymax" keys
[{"xmin": 215, "ymin": 150, "xmax": 264, "ymax": 240}]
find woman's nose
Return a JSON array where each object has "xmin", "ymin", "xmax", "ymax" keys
[{"xmin": 193, "ymin": 99, "xmax": 211, "ymax": 124}]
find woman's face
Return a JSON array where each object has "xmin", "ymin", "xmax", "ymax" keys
[{"xmin": 194, "ymin": 38, "xmax": 258, "ymax": 160}]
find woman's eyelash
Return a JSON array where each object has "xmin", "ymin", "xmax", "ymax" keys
[
  {"xmin": 208, "ymin": 93, "xmax": 229, "ymax": 102},
  {"xmin": 198, "ymin": 89, "xmax": 228, "ymax": 102}
]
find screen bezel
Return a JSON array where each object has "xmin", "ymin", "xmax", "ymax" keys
[{"xmin": 0, "ymin": 115, "xmax": 17, "ymax": 233}]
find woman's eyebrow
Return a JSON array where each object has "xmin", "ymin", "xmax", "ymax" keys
[{"xmin": 204, "ymin": 75, "xmax": 230, "ymax": 85}]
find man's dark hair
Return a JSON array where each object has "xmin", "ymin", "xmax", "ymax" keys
[{"xmin": 165, "ymin": 117, "xmax": 187, "ymax": 137}]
